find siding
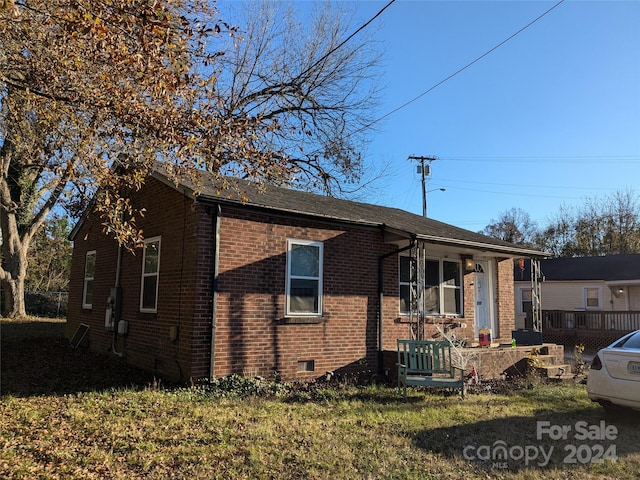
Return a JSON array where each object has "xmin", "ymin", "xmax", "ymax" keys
[
  {"xmin": 631, "ymin": 286, "xmax": 640, "ymax": 310},
  {"xmin": 515, "ymin": 280, "xmax": 633, "ymax": 324}
]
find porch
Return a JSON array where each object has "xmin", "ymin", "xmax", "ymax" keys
[
  {"xmin": 383, "ymin": 342, "xmax": 566, "ymax": 382},
  {"xmin": 541, "ymin": 310, "xmax": 640, "ymax": 350}
]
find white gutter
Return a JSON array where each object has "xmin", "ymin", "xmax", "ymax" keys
[{"xmin": 606, "ymin": 280, "xmax": 640, "ymax": 286}]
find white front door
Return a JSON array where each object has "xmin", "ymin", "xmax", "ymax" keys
[{"xmin": 474, "ymin": 261, "xmax": 496, "ymax": 339}]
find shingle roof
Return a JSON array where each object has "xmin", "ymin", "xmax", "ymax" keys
[
  {"xmin": 516, "ymin": 255, "xmax": 640, "ymax": 282},
  {"xmin": 155, "ymin": 167, "xmax": 547, "ymax": 258}
]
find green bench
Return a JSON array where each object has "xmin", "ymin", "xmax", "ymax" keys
[{"xmin": 397, "ymin": 339, "xmax": 466, "ymax": 400}]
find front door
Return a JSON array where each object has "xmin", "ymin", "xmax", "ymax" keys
[{"xmin": 474, "ymin": 261, "xmax": 496, "ymax": 339}]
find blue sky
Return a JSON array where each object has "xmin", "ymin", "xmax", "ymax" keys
[{"xmin": 347, "ymin": 0, "xmax": 640, "ymax": 231}]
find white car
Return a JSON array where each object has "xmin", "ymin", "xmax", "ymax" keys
[{"xmin": 587, "ymin": 330, "xmax": 640, "ymax": 412}]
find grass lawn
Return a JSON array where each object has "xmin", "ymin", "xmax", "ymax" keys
[{"xmin": 1, "ymin": 318, "xmax": 639, "ymax": 479}]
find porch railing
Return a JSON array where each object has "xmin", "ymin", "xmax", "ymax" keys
[{"xmin": 543, "ymin": 310, "xmax": 640, "ymax": 332}]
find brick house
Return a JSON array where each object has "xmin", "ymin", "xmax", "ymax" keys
[{"xmin": 66, "ymin": 167, "xmax": 546, "ymax": 381}]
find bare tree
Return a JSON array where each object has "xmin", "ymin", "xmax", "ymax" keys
[
  {"xmin": 571, "ymin": 197, "xmax": 607, "ymax": 257},
  {"xmin": 0, "ymin": 0, "xmax": 384, "ymax": 318},
  {"xmin": 215, "ymin": 0, "xmax": 383, "ymax": 194},
  {"xmin": 602, "ymin": 189, "xmax": 640, "ymax": 254},
  {"xmin": 533, "ymin": 205, "xmax": 575, "ymax": 257},
  {"xmin": 565, "ymin": 191, "xmax": 640, "ymax": 257},
  {"xmin": 533, "ymin": 190, "xmax": 640, "ymax": 258},
  {"xmin": 481, "ymin": 207, "xmax": 539, "ymax": 246}
]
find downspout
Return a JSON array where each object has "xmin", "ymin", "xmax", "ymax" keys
[
  {"xmin": 209, "ymin": 204, "xmax": 221, "ymax": 380},
  {"xmin": 377, "ymin": 235, "xmax": 416, "ymax": 375},
  {"xmin": 112, "ymin": 243, "xmax": 124, "ymax": 357}
]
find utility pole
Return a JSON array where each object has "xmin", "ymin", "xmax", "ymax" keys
[{"xmin": 408, "ymin": 155, "xmax": 437, "ymax": 217}]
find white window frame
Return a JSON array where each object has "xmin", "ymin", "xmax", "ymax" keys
[
  {"xmin": 438, "ymin": 258, "xmax": 463, "ymax": 316},
  {"xmin": 285, "ymin": 239, "xmax": 323, "ymax": 316},
  {"xmin": 140, "ymin": 236, "xmax": 161, "ymax": 313},
  {"xmin": 398, "ymin": 256, "xmax": 414, "ymax": 315},
  {"xmin": 399, "ymin": 255, "xmax": 463, "ymax": 316},
  {"xmin": 584, "ymin": 286, "xmax": 602, "ymax": 310},
  {"xmin": 518, "ymin": 287, "xmax": 533, "ymax": 315},
  {"xmin": 82, "ymin": 250, "xmax": 96, "ymax": 309}
]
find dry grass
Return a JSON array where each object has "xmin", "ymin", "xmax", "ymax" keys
[{"xmin": 1, "ymin": 318, "xmax": 639, "ymax": 479}]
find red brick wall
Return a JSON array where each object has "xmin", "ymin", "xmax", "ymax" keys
[
  {"xmin": 457, "ymin": 268, "xmax": 477, "ymax": 340},
  {"xmin": 379, "ymin": 253, "xmax": 404, "ymax": 351},
  {"xmin": 67, "ymin": 211, "xmax": 121, "ymax": 356},
  {"xmin": 68, "ymin": 177, "xmax": 401, "ymax": 382},
  {"xmin": 211, "ymin": 208, "xmax": 393, "ymax": 380},
  {"xmin": 495, "ymin": 258, "xmax": 515, "ymax": 341},
  {"xmin": 68, "ymin": 177, "xmax": 518, "ymax": 382},
  {"xmin": 67, "ymin": 179, "xmax": 206, "ymax": 381}
]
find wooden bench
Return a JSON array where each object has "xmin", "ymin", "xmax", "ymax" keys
[{"xmin": 397, "ymin": 339, "xmax": 466, "ymax": 400}]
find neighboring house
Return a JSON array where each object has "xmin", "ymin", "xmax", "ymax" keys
[
  {"xmin": 67, "ymin": 167, "xmax": 546, "ymax": 382},
  {"xmin": 515, "ymin": 255, "xmax": 640, "ymax": 349}
]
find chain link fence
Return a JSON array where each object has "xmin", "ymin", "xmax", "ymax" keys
[{"xmin": 25, "ymin": 291, "xmax": 69, "ymax": 318}]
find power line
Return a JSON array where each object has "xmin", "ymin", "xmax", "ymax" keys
[
  {"xmin": 440, "ymin": 155, "xmax": 640, "ymax": 164},
  {"xmin": 434, "ymin": 178, "xmax": 625, "ymax": 192},
  {"xmin": 300, "ymin": 0, "xmax": 396, "ymax": 79},
  {"xmin": 432, "ymin": 184, "xmax": 586, "ymax": 201},
  {"xmin": 359, "ymin": 0, "xmax": 566, "ymax": 132}
]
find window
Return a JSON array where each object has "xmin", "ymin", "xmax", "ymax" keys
[
  {"xmin": 82, "ymin": 251, "xmax": 96, "ymax": 309},
  {"xmin": 140, "ymin": 237, "xmax": 161, "ymax": 312},
  {"xmin": 615, "ymin": 331, "xmax": 640, "ymax": 349},
  {"xmin": 584, "ymin": 287, "xmax": 601, "ymax": 310},
  {"xmin": 297, "ymin": 360, "xmax": 315, "ymax": 372},
  {"xmin": 441, "ymin": 260, "xmax": 461, "ymax": 314},
  {"xmin": 399, "ymin": 256, "xmax": 414, "ymax": 313},
  {"xmin": 400, "ymin": 255, "xmax": 462, "ymax": 316},
  {"xmin": 519, "ymin": 288, "xmax": 533, "ymax": 315},
  {"xmin": 424, "ymin": 259, "xmax": 440, "ymax": 313},
  {"xmin": 286, "ymin": 239, "xmax": 323, "ymax": 315}
]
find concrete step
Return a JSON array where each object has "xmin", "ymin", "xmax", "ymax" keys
[
  {"xmin": 536, "ymin": 353, "xmax": 564, "ymax": 365},
  {"xmin": 536, "ymin": 364, "xmax": 572, "ymax": 379}
]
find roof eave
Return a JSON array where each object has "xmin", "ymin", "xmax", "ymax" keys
[
  {"xmin": 419, "ymin": 234, "xmax": 549, "ymax": 257},
  {"xmin": 195, "ymin": 194, "xmax": 382, "ymax": 228},
  {"xmin": 384, "ymin": 227, "xmax": 549, "ymax": 257},
  {"xmin": 150, "ymin": 168, "xmax": 550, "ymax": 258}
]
